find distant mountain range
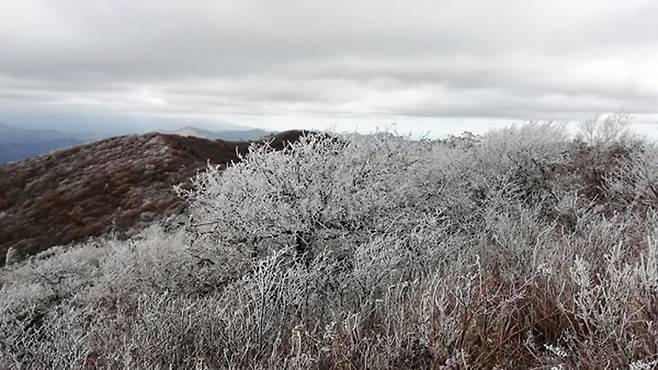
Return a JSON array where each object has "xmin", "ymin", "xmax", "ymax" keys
[
  {"xmin": 0, "ymin": 123, "xmax": 271, "ymax": 164},
  {"xmin": 0, "ymin": 123, "xmax": 92, "ymax": 164},
  {"xmin": 0, "ymin": 130, "xmax": 306, "ymax": 264},
  {"xmin": 167, "ymin": 126, "xmax": 270, "ymax": 141}
]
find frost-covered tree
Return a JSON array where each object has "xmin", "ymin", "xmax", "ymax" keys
[
  {"xmin": 4, "ymin": 247, "xmax": 18, "ymax": 265},
  {"xmin": 179, "ymin": 133, "xmax": 439, "ymax": 263}
]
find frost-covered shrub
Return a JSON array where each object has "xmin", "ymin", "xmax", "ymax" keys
[
  {"xmin": 4, "ymin": 247, "xmax": 18, "ymax": 266},
  {"xmin": 180, "ymin": 133, "xmax": 439, "ymax": 267},
  {"xmin": 606, "ymin": 143, "xmax": 658, "ymax": 212},
  {"xmin": 577, "ymin": 113, "xmax": 634, "ymax": 147}
]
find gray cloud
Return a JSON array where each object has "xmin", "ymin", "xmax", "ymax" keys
[{"xmin": 1, "ymin": 0, "xmax": 658, "ymax": 135}]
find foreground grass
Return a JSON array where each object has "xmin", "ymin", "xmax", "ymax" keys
[{"xmin": 2, "ymin": 117, "xmax": 658, "ymax": 369}]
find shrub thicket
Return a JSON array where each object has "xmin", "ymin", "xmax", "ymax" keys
[{"xmin": 1, "ymin": 118, "xmax": 657, "ymax": 369}]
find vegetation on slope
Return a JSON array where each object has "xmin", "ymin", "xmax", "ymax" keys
[
  {"xmin": 1, "ymin": 117, "xmax": 658, "ymax": 369},
  {"xmin": 0, "ymin": 131, "xmax": 305, "ymax": 264}
]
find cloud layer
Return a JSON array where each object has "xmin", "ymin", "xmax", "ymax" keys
[{"xmin": 1, "ymin": 0, "xmax": 658, "ymax": 134}]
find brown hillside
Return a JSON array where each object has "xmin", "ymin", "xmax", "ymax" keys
[{"xmin": 0, "ymin": 130, "xmax": 306, "ymax": 264}]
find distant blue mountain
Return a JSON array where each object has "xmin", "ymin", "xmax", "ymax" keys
[
  {"xmin": 168, "ymin": 126, "xmax": 271, "ymax": 141},
  {"xmin": 0, "ymin": 123, "xmax": 92, "ymax": 164}
]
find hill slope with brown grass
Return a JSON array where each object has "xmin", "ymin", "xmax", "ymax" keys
[{"xmin": 0, "ymin": 130, "xmax": 305, "ymax": 264}]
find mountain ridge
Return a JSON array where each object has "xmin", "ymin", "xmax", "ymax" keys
[
  {"xmin": 0, "ymin": 123, "xmax": 93, "ymax": 164},
  {"xmin": 0, "ymin": 130, "xmax": 307, "ymax": 264},
  {"xmin": 167, "ymin": 126, "xmax": 270, "ymax": 141},
  {"xmin": 0, "ymin": 123, "xmax": 274, "ymax": 164}
]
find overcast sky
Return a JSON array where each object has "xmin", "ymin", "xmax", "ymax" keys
[{"xmin": 1, "ymin": 0, "xmax": 658, "ymax": 136}]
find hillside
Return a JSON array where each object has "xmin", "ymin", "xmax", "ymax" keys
[{"xmin": 0, "ymin": 130, "xmax": 305, "ymax": 264}]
